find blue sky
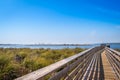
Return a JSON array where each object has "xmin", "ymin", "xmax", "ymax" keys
[{"xmin": 0, "ymin": 0, "xmax": 120, "ymax": 44}]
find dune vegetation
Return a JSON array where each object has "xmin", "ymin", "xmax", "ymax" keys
[
  {"xmin": 0, "ymin": 48, "xmax": 84, "ymax": 80},
  {"xmin": 115, "ymin": 49, "xmax": 120, "ymax": 52}
]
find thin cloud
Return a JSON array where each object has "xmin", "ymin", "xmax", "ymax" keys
[
  {"xmin": 97, "ymin": 7, "xmax": 120, "ymax": 16},
  {"xmin": 87, "ymin": 4, "xmax": 120, "ymax": 17}
]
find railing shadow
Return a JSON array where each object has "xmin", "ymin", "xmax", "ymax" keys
[{"xmin": 99, "ymin": 53, "xmax": 105, "ymax": 80}]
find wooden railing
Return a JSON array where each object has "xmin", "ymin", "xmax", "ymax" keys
[
  {"xmin": 105, "ymin": 47, "xmax": 120, "ymax": 80},
  {"xmin": 15, "ymin": 46, "xmax": 120, "ymax": 80}
]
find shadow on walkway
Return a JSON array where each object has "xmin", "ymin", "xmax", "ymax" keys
[{"xmin": 99, "ymin": 53, "xmax": 104, "ymax": 80}]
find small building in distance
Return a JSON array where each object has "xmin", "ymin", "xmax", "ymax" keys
[{"xmin": 100, "ymin": 44, "xmax": 110, "ymax": 48}]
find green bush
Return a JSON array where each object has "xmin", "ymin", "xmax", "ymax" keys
[{"xmin": 0, "ymin": 55, "xmax": 9, "ymax": 70}]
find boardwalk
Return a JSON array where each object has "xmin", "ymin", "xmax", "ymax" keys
[
  {"xmin": 102, "ymin": 51, "xmax": 116, "ymax": 80},
  {"xmin": 15, "ymin": 46, "xmax": 120, "ymax": 80}
]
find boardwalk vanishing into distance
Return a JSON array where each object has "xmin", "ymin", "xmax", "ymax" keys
[{"xmin": 15, "ymin": 46, "xmax": 120, "ymax": 80}]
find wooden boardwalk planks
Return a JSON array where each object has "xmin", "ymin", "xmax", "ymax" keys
[{"xmin": 101, "ymin": 51, "xmax": 116, "ymax": 80}]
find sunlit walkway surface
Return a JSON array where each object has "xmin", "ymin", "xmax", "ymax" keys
[{"xmin": 101, "ymin": 51, "xmax": 116, "ymax": 80}]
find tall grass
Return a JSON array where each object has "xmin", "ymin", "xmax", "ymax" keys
[
  {"xmin": 115, "ymin": 49, "xmax": 120, "ymax": 52},
  {"xmin": 0, "ymin": 48, "xmax": 84, "ymax": 79}
]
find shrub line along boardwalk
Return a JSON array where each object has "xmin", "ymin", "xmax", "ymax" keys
[{"xmin": 15, "ymin": 46, "xmax": 120, "ymax": 80}]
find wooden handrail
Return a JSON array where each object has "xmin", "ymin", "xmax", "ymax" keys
[
  {"xmin": 107, "ymin": 47, "xmax": 120, "ymax": 56},
  {"xmin": 105, "ymin": 47, "xmax": 120, "ymax": 80}
]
